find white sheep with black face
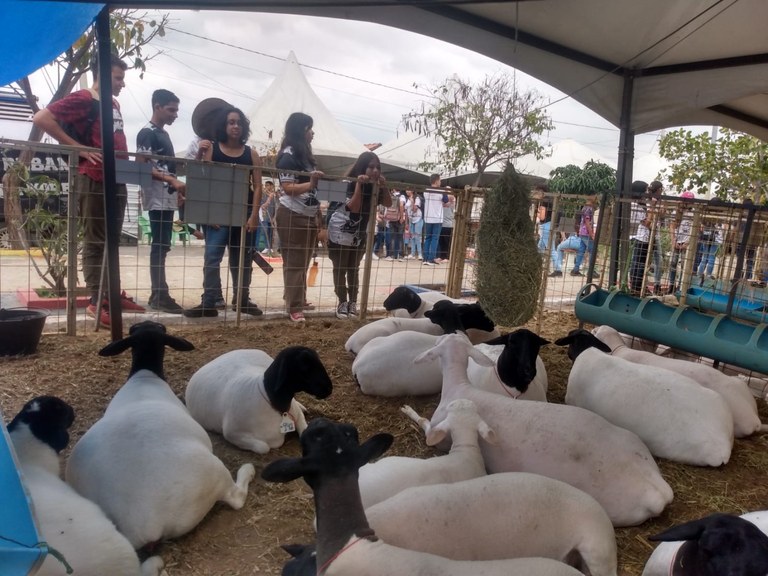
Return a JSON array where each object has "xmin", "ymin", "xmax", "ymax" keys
[
  {"xmin": 66, "ymin": 321, "xmax": 255, "ymax": 550},
  {"xmin": 7, "ymin": 396, "xmax": 165, "ymax": 576},
  {"xmin": 383, "ymin": 286, "xmax": 463, "ymax": 317},
  {"xmin": 556, "ymin": 329, "xmax": 734, "ymax": 467},
  {"xmin": 404, "ymin": 332, "xmax": 673, "ymax": 527},
  {"xmin": 186, "ymin": 346, "xmax": 333, "ymax": 453},
  {"xmin": 641, "ymin": 512, "xmax": 768, "ymax": 576},
  {"xmin": 592, "ymin": 324, "xmax": 764, "ymax": 437},
  {"xmin": 262, "ymin": 418, "xmax": 584, "ymax": 576}
]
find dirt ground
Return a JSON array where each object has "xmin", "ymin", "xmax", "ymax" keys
[{"xmin": 1, "ymin": 310, "xmax": 767, "ymax": 575}]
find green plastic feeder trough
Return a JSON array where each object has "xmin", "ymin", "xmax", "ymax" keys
[{"xmin": 574, "ymin": 285, "xmax": 768, "ymax": 375}]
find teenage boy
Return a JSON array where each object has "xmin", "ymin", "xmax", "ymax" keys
[
  {"xmin": 136, "ymin": 89, "xmax": 187, "ymax": 313},
  {"xmin": 33, "ymin": 53, "xmax": 143, "ymax": 327}
]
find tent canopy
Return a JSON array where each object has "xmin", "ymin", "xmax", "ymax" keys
[{"xmin": 14, "ymin": 0, "xmax": 768, "ymax": 144}]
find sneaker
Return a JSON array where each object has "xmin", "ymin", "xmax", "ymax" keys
[
  {"xmin": 289, "ymin": 311, "xmax": 306, "ymax": 323},
  {"xmin": 149, "ymin": 297, "xmax": 184, "ymax": 314},
  {"xmin": 417, "ymin": 256, "xmax": 423, "ymax": 260},
  {"xmin": 423, "ymin": 261, "xmax": 435, "ymax": 266},
  {"xmin": 548, "ymin": 270, "xmax": 563, "ymax": 277},
  {"xmin": 434, "ymin": 258, "xmax": 444, "ymax": 264},
  {"xmin": 404, "ymin": 255, "xmax": 414, "ymax": 260},
  {"xmin": 303, "ymin": 301, "xmax": 316, "ymax": 310},
  {"xmin": 213, "ymin": 298, "xmax": 226, "ymax": 310},
  {"xmin": 348, "ymin": 302, "xmax": 359, "ymax": 317},
  {"xmin": 336, "ymin": 301, "xmax": 349, "ymax": 319},
  {"xmin": 370, "ymin": 254, "xmax": 379, "ymax": 260},
  {"xmin": 384, "ymin": 256, "xmax": 394, "ymax": 261},
  {"xmin": 261, "ymin": 248, "xmax": 270, "ymax": 254},
  {"xmin": 570, "ymin": 269, "xmax": 584, "ymax": 277},
  {"xmin": 119, "ymin": 290, "xmax": 146, "ymax": 312},
  {"xmin": 86, "ymin": 303, "xmax": 110, "ymax": 327},
  {"xmin": 232, "ymin": 301, "xmax": 263, "ymax": 316},
  {"xmin": 183, "ymin": 303, "xmax": 218, "ymax": 318}
]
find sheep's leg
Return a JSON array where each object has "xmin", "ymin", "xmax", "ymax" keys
[
  {"xmin": 221, "ymin": 463, "xmax": 256, "ymax": 510},
  {"xmin": 140, "ymin": 556, "xmax": 166, "ymax": 576},
  {"xmin": 401, "ymin": 405, "xmax": 432, "ymax": 436},
  {"xmin": 223, "ymin": 431, "xmax": 273, "ymax": 454}
]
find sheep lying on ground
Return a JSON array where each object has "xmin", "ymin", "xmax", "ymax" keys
[
  {"xmin": 66, "ymin": 321, "xmax": 255, "ymax": 550},
  {"xmin": 345, "ymin": 300, "xmax": 498, "ymax": 355},
  {"xmin": 557, "ymin": 329, "xmax": 734, "ymax": 467},
  {"xmin": 357, "ymin": 399, "xmax": 493, "ymax": 509},
  {"xmin": 593, "ymin": 324, "xmax": 764, "ymax": 437},
  {"xmin": 383, "ymin": 286, "xmax": 463, "ymax": 317},
  {"xmin": 365, "ymin": 472, "xmax": 618, "ymax": 576},
  {"xmin": 405, "ymin": 332, "xmax": 673, "ymax": 527},
  {"xmin": 468, "ymin": 329, "xmax": 550, "ymax": 401},
  {"xmin": 262, "ymin": 418, "xmax": 583, "ymax": 576},
  {"xmin": 8, "ymin": 396, "xmax": 165, "ymax": 576},
  {"xmin": 186, "ymin": 346, "xmax": 332, "ymax": 453},
  {"xmin": 641, "ymin": 512, "xmax": 768, "ymax": 575}
]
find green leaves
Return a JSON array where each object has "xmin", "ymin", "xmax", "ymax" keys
[
  {"xmin": 402, "ymin": 73, "xmax": 553, "ymax": 186},
  {"xmin": 658, "ymin": 128, "xmax": 768, "ymax": 202},
  {"xmin": 549, "ymin": 161, "xmax": 616, "ymax": 196}
]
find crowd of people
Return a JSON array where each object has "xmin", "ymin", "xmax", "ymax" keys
[
  {"xmin": 535, "ymin": 180, "xmax": 768, "ymax": 295},
  {"xmin": 31, "ymin": 53, "xmax": 458, "ymax": 327}
]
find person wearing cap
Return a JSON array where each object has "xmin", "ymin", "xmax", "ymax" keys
[
  {"xmin": 183, "ymin": 105, "xmax": 263, "ymax": 318},
  {"xmin": 666, "ymin": 190, "xmax": 695, "ymax": 293}
]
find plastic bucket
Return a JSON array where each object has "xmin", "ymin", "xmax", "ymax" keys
[{"xmin": 0, "ymin": 308, "xmax": 50, "ymax": 356}]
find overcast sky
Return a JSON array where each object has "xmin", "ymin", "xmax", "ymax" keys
[{"xmin": 8, "ymin": 9, "xmax": 671, "ymax": 172}]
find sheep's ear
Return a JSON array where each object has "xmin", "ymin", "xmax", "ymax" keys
[
  {"xmin": 98, "ymin": 336, "xmax": 135, "ymax": 357},
  {"xmin": 468, "ymin": 346, "xmax": 494, "ymax": 367},
  {"xmin": 163, "ymin": 334, "xmax": 195, "ymax": 352},
  {"xmin": 359, "ymin": 433, "xmax": 393, "ymax": 463},
  {"xmin": 281, "ymin": 544, "xmax": 310, "ymax": 558},
  {"xmin": 553, "ymin": 334, "xmax": 574, "ymax": 346},
  {"xmin": 649, "ymin": 517, "xmax": 711, "ymax": 542},
  {"xmin": 425, "ymin": 420, "xmax": 449, "ymax": 446},
  {"xmin": 535, "ymin": 335, "xmax": 551, "ymax": 347},
  {"xmin": 414, "ymin": 348, "xmax": 438, "ymax": 364},
  {"xmin": 481, "ymin": 333, "xmax": 509, "ymax": 346},
  {"xmin": 478, "ymin": 420, "xmax": 497, "ymax": 445},
  {"xmin": 261, "ymin": 458, "xmax": 308, "ymax": 483}
]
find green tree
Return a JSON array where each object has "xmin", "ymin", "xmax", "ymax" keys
[
  {"xmin": 658, "ymin": 128, "xmax": 768, "ymax": 201},
  {"xmin": 549, "ymin": 160, "xmax": 616, "ymax": 224},
  {"xmin": 402, "ymin": 73, "xmax": 553, "ymax": 187},
  {"xmin": 3, "ymin": 10, "xmax": 168, "ymax": 248}
]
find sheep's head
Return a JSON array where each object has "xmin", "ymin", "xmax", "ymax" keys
[
  {"xmin": 265, "ymin": 346, "xmax": 333, "ymax": 404},
  {"xmin": 483, "ymin": 329, "xmax": 550, "ymax": 394},
  {"xmin": 554, "ymin": 328, "xmax": 610, "ymax": 362},
  {"xmin": 7, "ymin": 396, "xmax": 74, "ymax": 453},
  {"xmin": 383, "ymin": 286, "xmax": 421, "ymax": 315}
]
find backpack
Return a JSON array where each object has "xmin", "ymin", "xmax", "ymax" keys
[
  {"xmin": 60, "ymin": 94, "xmax": 100, "ymax": 146},
  {"xmin": 384, "ymin": 194, "xmax": 401, "ymax": 222}
]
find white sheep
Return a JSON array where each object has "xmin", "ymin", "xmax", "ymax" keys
[
  {"xmin": 262, "ymin": 418, "xmax": 583, "ymax": 576},
  {"xmin": 641, "ymin": 512, "xmax": 768, "ymax": 575},
  {"xmin": 593, "ymin": 324, "xmax": 764, "ymax": 437},
  {"xmin": 557, "ymin": 329, "xmax": 734, "ymax": 467},
  {"xmin": 357, "ymin": 399, "xmax": 493, "ymax": 509},
  {"xmin": 7, "ymin": 396, "xmax": 164, "ymax": 576},
  {"xmin": 405, "ymin": 332, "xmax": 673, "ymax": 527},
  {"xmin": 383, "ymin": 286, "xmax": 464, "ymax": 317},
  {"xmin": 185, "ymin": 346, "xmax": 333, "ymax": 453},
  {"xmin": 352, "ymin": 331, "xmax": 444, "ymax": 396},
  {"xmin": 66, "ymin": 321, "xmax": 255, "ymax": 550},
  {"xmin": 345, "ymin": 300, "xmax": 498, "ymax": 355},
  {"xmin": 468, "ymin": 329, "xmax": 550, "ymax": 401},
  {"xmin": 365, "ymin": 472, "xmax": 618, "ymax": 576}
]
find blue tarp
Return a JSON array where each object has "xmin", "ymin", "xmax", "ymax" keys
[{"xmin": 1, "ymin": 1, "xmax": 104, "ymax": 86}]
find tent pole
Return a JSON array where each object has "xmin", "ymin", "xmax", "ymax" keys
[
  {"xmin": 96, "ymin": 6, "xmax": 124, "ymax": 339},
  {"xmin": 609, "ymin": 71, "xmax": 635, "ymax": 289}
]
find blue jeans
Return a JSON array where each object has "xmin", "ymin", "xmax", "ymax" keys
[
  {"xmin": 409, "ymin": 220, "xmax": 424, "ymax": 258},
  {"xmin": 373, "ymin": 228, "xmax": 386, "ymax": 256},
  {"xmin": 423, "ymin": 222, "xmax": 442, "ymax": 263},
  {"xmin": 697, "ymin": 241, "xmax": 719, "ymax": 276},
  {"xmin": 555, "ymin": 235, "xmax": 583, "ymax": 273},
  {"xmin": 254, "ymin": 219, "xmax": 273, "ymax": 251},
  {"xmin": 148, "ymin": 209, "xmax": 175, "ymax": 301},
  {"xmin": 201, "ymin": 224, "xmax": 254, "ymax": 306},
  {"xmin": 537, "ymin": 222, "xmax": 558, "ymax": 271},
  {"xmin": 573, "ymin": 234, "xmax": 593, "ymax": 272}
]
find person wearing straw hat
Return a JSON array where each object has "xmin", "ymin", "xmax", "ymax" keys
[{"xmin": 183, "ymin": 104, "xmax": 263, "ymax": 318}]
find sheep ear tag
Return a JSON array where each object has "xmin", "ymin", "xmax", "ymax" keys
[{"xmin": 280, "ymin": 413, "xmax": 297, "ymax": 434}]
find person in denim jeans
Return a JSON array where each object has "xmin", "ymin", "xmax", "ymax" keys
[
  {"xmin": 183, "ymin": 107, "xmax": 263, "ymax": 318},
  {"xmin": 422, "ymin": 174, "xmax": 446, "ymax": 265},
  {"xmin": 404, "ymin": 188, "xmax": 423, "ymax": 260},
  {"xmin": 570, "ymin": 195, "xmax": 596, "ymax": 276}
]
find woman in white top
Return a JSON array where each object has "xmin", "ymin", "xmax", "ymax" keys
[{"xmin": 404, "ymin": 188, "xmax": 423, "ymax": 259}]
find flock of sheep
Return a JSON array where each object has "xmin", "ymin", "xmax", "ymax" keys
[{"xmin": 7, "ymin": 285, "xmax": 768, "ymax": 575}]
